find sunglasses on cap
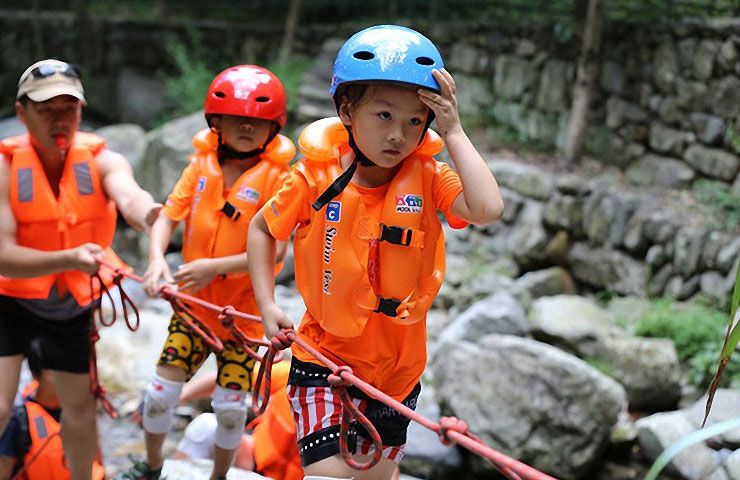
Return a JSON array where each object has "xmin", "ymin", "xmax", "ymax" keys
[{"xmin": 28, "ymin": 63, "xmax": 82, "ymax": 81}]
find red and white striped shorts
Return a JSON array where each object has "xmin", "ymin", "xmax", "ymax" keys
[{"xmin": 287, "ymin": 358, "xmax": 421, "ymax": 467}]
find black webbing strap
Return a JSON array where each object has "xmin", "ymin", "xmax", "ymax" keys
[
  {"xmin": 220, "ymin": 201, "xmax": 241, "ymax": 221},
  {"xmin": 312, "ymin": 161, "xmax": 357, "ymax": 211}
]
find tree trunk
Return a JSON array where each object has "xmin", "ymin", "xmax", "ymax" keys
[
  {"xmin": 563, "ymin": 0, "xmax": 605, "ymax": 163},
  {"xmin": 30, "ymin": 0, "xmax": 44, "ymax": 58},
  {"xmin": 279, "ymin": 0, "xmax": 302, "ymax": 65}
]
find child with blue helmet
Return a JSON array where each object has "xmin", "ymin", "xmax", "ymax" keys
[{"xmin": 248, "ymin": 25, "xmax": 503, "ymax": 479}]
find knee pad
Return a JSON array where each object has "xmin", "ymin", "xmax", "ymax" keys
[
  {"xmin": 211, "ymin": 385, "xmax": 247, "ymax": 450},
  {"xmin": 142, "ymin": 374, "xmax": 184, "ymax": 434}
]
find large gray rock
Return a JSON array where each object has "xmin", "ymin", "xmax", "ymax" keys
[
  {"xmin": 95, "ymin": 123, "xmax": 147, "ymax": 171},
  {"xmin": 569, "ymin": 243, "xmax": 649, "ymax": 295},
  {"xmin": 592, "ymin": 336, "xmax": 682, "ymax": 410},
  {"xmin": 487, "ymin": 159, "xmax": 554, "ymax": 200},
  {"xmin": 137, "ymin": 111, "xmax": 208, "ymax": 201},
  {"xmin": 687, "ymin": 389, "xmax": 740, "ymax": 449},
  {"xmin": 117, "ymin": 68, "xmax": 167, "ymax": 127},
  {"xmin": 514, "ymin": 267, "xmax": 577, "ymax": 299},
  {"xmin": 709, "ymin": 76, "xmax": 740, "ymax": 118},
  {"xmin": 401, "ymin": 381, "xmax": 462, "ymax": 477},
  {"xmin": 493, "ymin": 55, "xmax": 538, "ymax": 100},
  {"xmin": 528, "ymin": 295, "xmax": 621, "ymax": 355},
  {"xmin": 683, "ymin": 143, "xmax": 740, "ymax": 181},
  {"xmin": 0, "ymin": 116, "xmax": 26, "ymax": 138},
  {"xmin": 654, "ymin": 42, "xmax": 679, "ymax": 93},
  {"xmin": 649, "ymin": 122, "xmax": 687, "ymax": 156},
  {"xmin": 436, "ymin": 292, "xmax": 529, "ymax": 350},
  {"xmin": 454, "ymin": 73, "xmax": 494, "ymax": 116},
  {"xmin": 626, "ymin": 154, "xmax": 695, "ymax": 188},
  {"xmin": 536, "ymin": 59, "xmax": 571, "ymax": 112},
  {"xmin": 432, "ymin": 335, "xmax": 627, "ymax": 479},
  {"xmin": 636, "ymin": 411, "xmax": 719, "ymax": 480}
]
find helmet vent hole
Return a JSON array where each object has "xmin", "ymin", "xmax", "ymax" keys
[
  {"xmin": 214, "ymin": 91, "xmax": 226, "ymax": 98},
  {"xmin": 353, "ymin": 51, "xmax": 375, "ymax": 60},
  {"xmin": 416, "ymin": 56, "xmax": 435, "ymax": 66},
  {"xmin": 256, "ymin": 96, "xmax": 270, "ymax": 102}
]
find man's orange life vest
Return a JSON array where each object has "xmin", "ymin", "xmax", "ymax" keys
[
  {"xmin": 292, "ymin": 117, "xmax": 448, "ymax": 337},
  {"xmin": 0, "ymin": 133, "xmax": 128, "ymax": 306},
  {"xmin": 178, "ymin": 129, "xmax": 293, "ymax": 338},
  {"xmin": 252, "ymin": 362, "xmax": 302, "ymax": 480},
  {"xmin": 19, "ymin": 382, "xmax": 105, "ymax": 480}
]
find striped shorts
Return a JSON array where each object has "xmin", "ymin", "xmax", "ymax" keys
[{"xmin": 287, "ymin": 357, "xmax": 421, "ymax": 467}]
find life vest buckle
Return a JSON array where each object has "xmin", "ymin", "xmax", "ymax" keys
[
  {"xmin": 220, "ymin": 201, "xmax": 241, "ymax": 221},
  {"xmin": 379, "ymin": 224, "xmax": 412, "ymax": 246},
  {"xmin": 374, "ymin": 296, "xmax": 401, "ymax": 317}
]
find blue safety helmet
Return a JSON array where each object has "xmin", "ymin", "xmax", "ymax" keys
[{"xmin": 330, "ymin": 25, "xmax": 444, "ymax": 97}]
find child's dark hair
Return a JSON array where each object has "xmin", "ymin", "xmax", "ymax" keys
[{"xmin": 333, "ymin": 83, "xmax": 369, "ymax": 112}]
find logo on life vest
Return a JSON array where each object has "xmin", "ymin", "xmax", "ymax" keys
[
  {"xmin": 197, "ymin": 176, "xmax": 206, "ymax": 192},
  {"xmin": 326, "ymin": 201, "xmax": 341, "ymax": 222},
  {"xmin": 396, "ymin": 194, "xmax": 423, "ymax": 213},
  {"xmin": 323, "ymin": 226, "xmax": 337, "ymax": 264},
  {"xmin": 236, "ymin": 187, "xmax": 260, "ymax": 204}
]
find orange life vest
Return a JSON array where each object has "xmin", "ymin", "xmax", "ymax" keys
[
  {"xmin": 252, "ymin": 362, "xmax": 302, "ymax": 480},
  {"xmin": 178, "ymin": 129, "xmax": 293, "ymax": 338},
  {"xmin": 0, "ymin": 133, "xmax": 129, "ymax": 306},
  {"xmin": 292, "ymin": 117, "xmax": 447, "ymax": 337},
  {"xmin": 19, "ymin": 382, "xmax": 105, "ymax": 480}
]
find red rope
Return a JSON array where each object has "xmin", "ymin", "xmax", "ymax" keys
[{"xmin": 95, "ymin": 261, "xmax": 557, "ymax": 480}]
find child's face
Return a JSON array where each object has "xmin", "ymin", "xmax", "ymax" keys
[
  {"xmin": 210, "ymin": 114, "xmax": 273, "ymax": 152},
  {"xmin": 340, "ymin": 85, "xmax": 429, "ymax": 168}
]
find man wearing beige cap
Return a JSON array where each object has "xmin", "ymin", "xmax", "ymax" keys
[{"xmin": 0, "ymin": 59, "xmax": 160, "ymax": 480}]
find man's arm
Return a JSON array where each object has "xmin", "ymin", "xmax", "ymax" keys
[
  {"xmin": 0, "ymin": 156, "xmax": 101, "ymax": 278},
  {"xmin": 96, "ymin": 149, "xmax": 160, "ymax": 234}
]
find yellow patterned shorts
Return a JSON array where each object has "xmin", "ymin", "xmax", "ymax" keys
[{"xmin": 158, "ymin": 313, "xmax": 259, "ymax": 392}]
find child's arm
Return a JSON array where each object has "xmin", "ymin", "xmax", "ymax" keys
[
  {"xmin": 171, "ymin": 239, "xmax": 287, "ymax": 294},
  {"xmin": 418, "ymin": 69, "xmax": 504, "ymax": 226},
  {"xmin": 142, "ymin": 212, "xmax": 177, "ymax": 296},
  {"xmin": 248, "ymin": 211, "xmax": 294, "ymax": 340}
]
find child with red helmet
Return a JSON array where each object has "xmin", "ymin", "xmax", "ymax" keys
[
  {"xmin": 248, "ymin": 26, "xmax": 504, "ymax": 479},
  {"xmin": 116, "ymin": 65, "xmax": 295, "ymax": 480}
]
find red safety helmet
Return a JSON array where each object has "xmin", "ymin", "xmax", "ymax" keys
[{"xmin": 204, "ymin": 65, "xmax": 287, "ymax": 128}]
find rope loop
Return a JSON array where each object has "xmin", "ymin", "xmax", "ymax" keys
[
  {"xmin": 90, "ymin": 273, "xmax": 116, "ymax": 327},
  {"xmin": 164, "ymin": 292, "xmax": 224, "ymax": 352},
  {"xmin": 270, "ymin": 329, "xmax": 294, "ymax": 350},
  {"xmin": 333, "ymin": 381, "xmax": 383, "ymax": 471},
  {"xmin": 251, "ymin": 347, "xmax": 275, "ymax": 416},
  {"xmin": 218, "ymin": 305, "xmax": 235, "ymax": 329},
  {"xmin": 112, "ymin": 269, "xmax": 140, "ymax": 331}
]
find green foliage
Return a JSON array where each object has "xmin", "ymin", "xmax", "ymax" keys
[
  {"xmin": 634, "ymin": 299, "xmax": 740, "ymax": 388},
  {"xmin": 267, "ymin": 57, "xmax": 312, "ymax": 115},
  {"xmin": 692, "ymin": 179, "xmax": 740, "ymax": 230},
  {"xmin": 585, "ymin": 355, "xmax": 613, "ymax": 377},
  {"xmin": 159, "ymin": 34, "xmax": 216, "ymax": 118}
]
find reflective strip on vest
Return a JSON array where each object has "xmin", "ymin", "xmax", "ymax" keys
[
  {"xmin": 17, "ymin": 168, "xmax": 33, "ymax": 202},
  {"xmin": 33, "ymin": 415, "xmax": 49, "ymax": 438},
  {"xmin": 72, "ymin": 162, "xmax": 93, "ymax": 195}
]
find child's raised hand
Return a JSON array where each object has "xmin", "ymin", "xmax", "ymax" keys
[
  {"xmin": 172, "ymin": 258, "xmax": 216, "ymax": 294},
  {"xmin": 417, "ymin": 68, "xmax": 462, "ymax": 137}
]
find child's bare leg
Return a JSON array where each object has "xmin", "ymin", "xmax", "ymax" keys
[{"xmin": 303, "ymin": 454, "xmax": 398, "ymax": 480}]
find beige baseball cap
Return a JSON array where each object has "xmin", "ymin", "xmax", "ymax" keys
[{"xmin": 16, "ymin": 59, "xmax": 86, "ymax": 104}]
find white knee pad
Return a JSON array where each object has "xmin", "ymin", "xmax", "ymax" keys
[
  {"xmin": 142, "ymin": 374, "xmax": 184, "ymax": 434},
  {"xmin": 211, "ymin": 385, "xmax": 247, "ymax": 450}
]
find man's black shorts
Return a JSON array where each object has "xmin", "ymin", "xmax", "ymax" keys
[{"xmin": 0, "ymin": 295, "xmax": 92, "ymax": 373}]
